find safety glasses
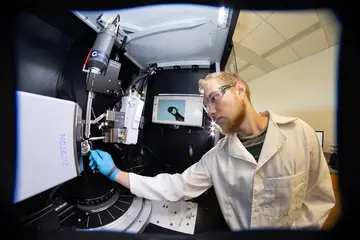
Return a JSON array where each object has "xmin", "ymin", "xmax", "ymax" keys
[{"xmin": 203, "ymin": 84, "xmax": 236, "ymax": 113}]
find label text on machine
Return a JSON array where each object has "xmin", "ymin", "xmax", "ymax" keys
[{"xmin": 59, "ymin": 134, "xmax": 68, "ymax": 167}]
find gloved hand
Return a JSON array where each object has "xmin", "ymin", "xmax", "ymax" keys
[{"xmin": 89, "ymin": 149, "xmax": 120, "ymax": 181}]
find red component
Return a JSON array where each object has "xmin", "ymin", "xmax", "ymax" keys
[{"xmin": 83, "ymin": 48, "xmax": 92, "ymax": 69}]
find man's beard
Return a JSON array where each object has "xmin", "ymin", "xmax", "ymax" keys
[{"xmin": 219, "ymin": 100, "xmax": 247, "ymax": 134}]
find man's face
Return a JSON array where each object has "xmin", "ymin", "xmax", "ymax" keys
[{"xmin": 202, "ymin": 78, "xmax": 247, "ymax": 134}]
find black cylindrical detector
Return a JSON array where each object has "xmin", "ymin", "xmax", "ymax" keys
[{"xmin": 88, "ymin": 24, "xmax": 117, "ymax": 73}]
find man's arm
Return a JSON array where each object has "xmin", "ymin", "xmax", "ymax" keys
[
  {"xmin": 293, "ymin": 124, "xmax": 335, "ymax": 229},
  {"xmin": 90, "ymin": 149, "xmax": 213, "ymax": 202},
  {"xmin": 114, "ymin": 171, "xmax": 130, "ymax": 188},
  {"xmin": 117, "ymin": 158, "xmax": 213, "ymax": 201}
]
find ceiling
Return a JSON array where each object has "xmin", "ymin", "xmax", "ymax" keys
[{"xmin": 226, "ymin": 9, "xmax": 341, "ymax": 81}]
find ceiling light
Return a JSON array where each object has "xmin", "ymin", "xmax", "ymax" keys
[{"xmin": 218, "ymin": 6, "xmax": 230, "ymax": 29}]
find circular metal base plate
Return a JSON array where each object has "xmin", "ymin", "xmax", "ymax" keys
[
  {"xmin": 77, "ymin": 188, "xmax": 119, "ymax": 213},
  {"xmin": 53, "ymin": 174, "xmax": 151, "ymax": 233}
]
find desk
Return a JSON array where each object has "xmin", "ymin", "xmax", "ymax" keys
[{"xmin": 143, "ymin": 187, "xmax": 230, "ymax": 235}]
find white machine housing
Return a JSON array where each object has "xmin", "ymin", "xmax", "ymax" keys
[
  {"xmin": 120, "ymin": 92, "xmax": 144, "ymax": 144},
  {"xmin": 72, "ymin": 4, "xmax": 232, "ymax": 70},
  {"xmin": 14, "ymin": 91, "xmax": 84, "ymax": 203}
]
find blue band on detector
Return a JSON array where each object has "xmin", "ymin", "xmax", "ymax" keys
[{"xmin": 90, "ymin": 50, "xmax": 109, "ymax": 62}]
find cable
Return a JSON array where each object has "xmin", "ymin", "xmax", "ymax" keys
[
  {"xmin": 106, "ymin": 17, "xmax": 114, "ymax": 27},
  {"xmin": 141, "ymin": 144, "xmax": 156, "ymax": 157},
  {"xmin": 83, "ymin": 48, "xmax": 92, "ymax": 72},
  {"xmin": 127, "ymin": 73, "xmax": 149, "ymax": 92},
  {"xmin": 136, "ymin": 76, "xmax": 148, "ymax": 93}
]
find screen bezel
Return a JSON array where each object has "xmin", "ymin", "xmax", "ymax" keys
[{"xmin": 152, "ymin": 94, "xmax": 204, "ymax": 127}]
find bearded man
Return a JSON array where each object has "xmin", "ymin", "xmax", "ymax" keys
[{"xmin": 89, "ymin": 72, "xmax": 335, "ymax": 231}]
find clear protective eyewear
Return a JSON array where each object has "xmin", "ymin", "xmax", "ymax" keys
[{"xmin": 203, "ymin": 84, "xmax": 236, "ymax": 113}]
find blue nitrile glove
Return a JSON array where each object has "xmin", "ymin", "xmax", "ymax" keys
[{"xmin": 89, "ymin": 149, "xmax": 120, "ymax": 181}]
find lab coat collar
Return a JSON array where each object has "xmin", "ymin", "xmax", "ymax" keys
[
  {"xmin": 261, "ymin": 110, "xmax": 298, "ymax": 124},
  {"xmin": 219, "ymin": 111, "xmax": 298, "ymax": 167}
]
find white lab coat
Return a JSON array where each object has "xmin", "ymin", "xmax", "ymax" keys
[{"xmin": 129, "ymin": 111, "xmax": 335, "ymax": 230}]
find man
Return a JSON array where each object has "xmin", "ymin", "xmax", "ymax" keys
[{"xmin": 89, "ymin": 72, "xmax": 335, "ymax": 230}]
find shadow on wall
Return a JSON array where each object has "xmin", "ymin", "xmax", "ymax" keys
[{"xmin": 284, "ymin": 108, "xmax": 336, "ymax": 153}]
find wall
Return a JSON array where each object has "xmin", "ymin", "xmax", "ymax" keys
[{"xmin": 247, "ymin": 45, "xmax": 340, "ymax": 152}]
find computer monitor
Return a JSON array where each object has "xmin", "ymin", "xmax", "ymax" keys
[
  {"xmin": 152, "ymin": 94, "xmax": 204, "ymax": 127},
  {"xmin": 315, "ymin": 131, "xmax": 324, "ymax": 148}
]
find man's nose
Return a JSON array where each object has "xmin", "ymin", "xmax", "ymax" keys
[{"xmin": 208, "ymin": 106, "xmax": 216, "ymax": 117}]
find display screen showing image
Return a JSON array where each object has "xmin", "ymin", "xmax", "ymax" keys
[
  {"xmin": 157, "ymin": 99, "xmax": 186, "ymax": 122},
  {"xmin": 152, "ymin": 95, "xmax": 203, "ymax": 127}
]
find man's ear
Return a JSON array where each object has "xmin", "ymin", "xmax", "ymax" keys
[{"xmin": 236, "ymin": 81, "xmax": 245, "ymax": 95}]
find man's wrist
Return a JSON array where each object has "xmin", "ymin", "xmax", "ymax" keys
[
  {"xmin": 106, "ymin": 166, "xmax": 118, "ymax": 178},
  {"xmin": 109, "ymin": 168, "xmax": 120, "ymax": 181}
]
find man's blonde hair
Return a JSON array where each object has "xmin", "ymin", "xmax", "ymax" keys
[{"xmin": 198, "ymin": 72, "xmax": 251, "ymax": 101}]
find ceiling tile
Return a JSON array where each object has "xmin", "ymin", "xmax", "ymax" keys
[
  {"xmin": 225, "ymin": 63, "xmax": 237, "ymax": 73},
  {"xmin": 323, "ymin": 21, "xmax": 341, "ymax": 47},
  {"xmin": 238, "ymin": 65, "xmax": 266, "ymax": 81},
  {"xmin": 225, "ymin": 50, "xmax": 237, "ymax": 73},
  {"xmin": 320, "ymin": 15, "xmax": 337, "ymax": 26},
  {"xmin": 265, "ymin": 45, "xmax": 300, "ymax": 68},
  {"xmin": 316, "ymin": 9, "xmax": 333, "ymax": 19},
  {"xmin": 320, "ymin": 11, "xmax": 338, "ymax": 27},
  {"xmin": 240, "ymin": 21, "xmax": 285, "ymax": 55},
  {"xmin": 235, "ymin": 57, "xmax": 248, "ymax": 69},
  {"xmin": 266, "ymin": 10, "xmax": 319, "ymax": 39},
  {"xmin": 232, "ymin": 11, "xmax": 263, "ymax": 43},
  {"xmin": 255, "ymin": 11, "xmax": 272, "ymax": 20},
  {"xmin": 290, "ymin": 28, "xmax": 328, "ymax": 58},
  {"xmin": 233, "ymin": 43, "xmax": 276, "ymax": 72},
  {"xmin": 225, "ymin": 62, "xmax": 231, "ymax": 73}
]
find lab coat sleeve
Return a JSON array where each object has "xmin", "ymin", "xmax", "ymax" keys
[
  {"xmin": 293, "ymin": 124, "xmax": 335, "ymax": 229},
  {"xmin": 128, "ymin": 157, "xmax": 213, "ymax": 202}
]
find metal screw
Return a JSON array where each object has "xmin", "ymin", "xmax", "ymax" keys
[
  {"xmin": 170, "ymin": 223, "xmax": 173, "ymax": 226},
  {"xmin": 139, "ymin": 220, "xmax": 141, "ymax": 222},
  {"xmin": 78, "ymin": 219, "xmax": 81, "ymax": 222},
  {"xmin": 174, "ymin": 211, "xmax": 177, "ymax": 214},
  {"xmin": 187, "ymin": 223, "xmax": 189, "ymax": 226},
  {"xmin": 107, "ymin": 90, "xmax": 110, "ymax": 93},
  {"xmin": 118, "ymin": 82, "xmax": 121, "ymax": 85},
  {"xmin": 109, "ymin": 79, "xmax": 111, "ymax": 82},
  {"xmin": 157, "ymin": 220, "xmax": 159, "ymax": 223}
]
